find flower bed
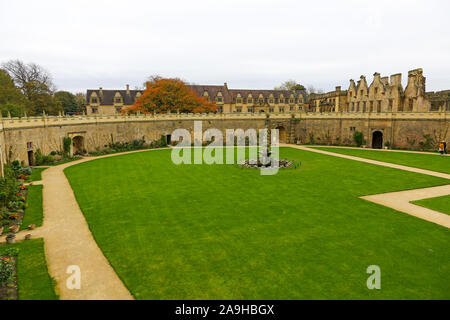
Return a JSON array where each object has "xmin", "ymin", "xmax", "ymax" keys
[
  {"xmin": 0, "ymin": 248, "xmax": 19, "ymax": 300},
  {"xmin": 0, "ymin": 162, "xmax": 37, "ymax": 237}
]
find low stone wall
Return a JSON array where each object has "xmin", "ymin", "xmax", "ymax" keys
[{"xmin": 0, "ymin": 111, "xmax": 448, "ymax": 165}]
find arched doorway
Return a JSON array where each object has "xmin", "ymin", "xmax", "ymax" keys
[
  {"xmin": 72, "ymin": 136, "xmax": 85, "ymax": 155},
  {"xmin": 27, "ymin": 151, "xmax": 34, "ymax": 166},
  {"xmin": 372, "ymin": 131, "xmax": 383, "ymax": 149},
  {"xmin": 275, "ymin": 126, "xmax": 287, "ymax": 143}
]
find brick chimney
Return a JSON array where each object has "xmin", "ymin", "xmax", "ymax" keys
[
  {"xmin": 126, "ymin": 84, "xmax": 130, "ymax": 95},
  {"xmin": 99, "ymin": 87, "xmax": 103, "ymax": 98}
]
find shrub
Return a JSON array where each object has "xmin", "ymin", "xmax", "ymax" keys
[
  {"xmin": 160, "ymin": 135, "xmax": 167, "ymax": 147},
  {"xmin": 3, "ymin": 248, "xmax": 19, "ymax": 257},
  {"xmin": 63, "ymin": 137, "xmax": 72, "ymax": 157},
  {"xmin": 0, "ymin": 167, "xmax": 19, "ymax": 208},
  {"xmin": 34, "ymin": 149, "xmax": 54, "ymax": 166},
  {"xmin": 20, "ymin": 167, "xmax": 32, "ymax": 176},
  {"xmin": 353, "ymin": 131, "xmax": 365, "ymax": 147},
  {"xmin": 384, "ymin": 141, "xmax": 391, "ymax": 148},
  {"xmin": 419, "ymin": 134, "xmax": 433, "ymax": 151},
  {"xmin": 0, "ymin": 256, "xmax": 15, "ymax": 287}
]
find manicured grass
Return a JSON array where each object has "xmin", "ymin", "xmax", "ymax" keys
[
  {"xmin": 65, "ymin": 148, "xmax": 450, "ymax": 299},
  {"xmin": 0, "ymin": 239, "xmax": 58, "ymax": 300},
  {"xmin": 29, "ymin": 168, "xmax": 47, "ymax": 181},
  {"xmin": 413, "ymin": 195, "xmax": 450, "ymax": 216},
  {"xmin": 312, "ymin": 147, "xmax": 450, "ymax": 174},
  {"xmin": 20, "ymin": 185, "xmax": 44, "ymax": 231}
]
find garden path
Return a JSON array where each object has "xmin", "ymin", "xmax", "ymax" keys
[
  {"xmin": 285, "ymin": 144, "xmax": 450, "ymax": 229},
  {"xmin": 3, "ymin": 148, "xmax": 169, "ymax": 300},
  {"xmin": 306, "ymin": 145, "xmax": 450, "ymax": 156}
]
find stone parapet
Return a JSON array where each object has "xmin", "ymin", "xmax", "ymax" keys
[{"xmin": 1, "ymin": 111, "xmax": 447, "ymax": 130}]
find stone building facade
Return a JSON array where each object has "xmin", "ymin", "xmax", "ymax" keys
[
  {"xmin": 86, "ymin": 83, "xmax": 309, "ymax": 115},
  {"xmin": 309, "ymin": 69, "xmax": 450, "ymax": 113},
  {"xmin": 86, "ymin": 85, "xmax": 144, "ymax": 115},
  {"xmin": 86, "ymin": 69, "xmax": 450, "ymax": 116},
  {"xmin": 188, "ymin": 83, "xmax": 309, "ymax": 114}
]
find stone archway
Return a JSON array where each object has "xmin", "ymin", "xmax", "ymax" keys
[
  {"xmin": 72, "ymin": 136, "xmax": 85, "ymax": 155},
  {"xmin": 372, "ymin": 131, "xmax": 383, "ymax": 149},
  {"xmin": 275, "ymin": 126, "xmax": 287, "ymax": 143}
]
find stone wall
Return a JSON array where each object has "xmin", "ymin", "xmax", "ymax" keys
[
  {"xmin": 0, "ymin": 122, "xmax": 5, "ymax": 177},
  {"xmin": 0, "ymin": 112, "xmax": 448, "ymax": 165}
]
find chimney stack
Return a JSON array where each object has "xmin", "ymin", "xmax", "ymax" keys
[
  {"xmin": 390, "ymin": 74, "xmax": 402, "ymax": 86},
  {"xmin": 99, "ymin": 87, "xmax": 103, "ymax": 98},
  {"xmin": 126, "ymin": 84, "xmax": 130, "ymax": 95},
  {"xmin": 336, "ymin": 86, "xmax": 341, "ymax": 92}
]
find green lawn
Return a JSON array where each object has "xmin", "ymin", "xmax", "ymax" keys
[
  {"xmin": 413, "ymin": 195, "xmax": 450, "ymax": 216},
  {"xmin": 64, "ymin": 148, "xmax": 450, "ymax": 299},
  {"xmin": 0, "ymin": 239, "xmax": 58, "ymax": 300},
  {"xmin": 20, "ymin": 185, "xmax": 44, "ymax": 231},
  {"xmin": 311, "ymin": 147, "xmax": 450, "ymax": 174},
  {"xmin": 29, "ymin": 168, "xmax": 47, "ymax": 182}
]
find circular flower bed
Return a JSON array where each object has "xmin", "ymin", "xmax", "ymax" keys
[{"xmin": 240, "ymin": 159, "xmax": 301, "ymax": 169}]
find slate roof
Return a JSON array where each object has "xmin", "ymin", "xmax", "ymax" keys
[
  {"xmin": 86, "ymin": 89, "xmax": 143, "ymax": 105},
  {"xmin": 87, "ymin": 84, "xmax": 308, "ymax": 105},
  {"xmin": 187, "ymin": 85, "xmax": 308, "ymax": 103}
]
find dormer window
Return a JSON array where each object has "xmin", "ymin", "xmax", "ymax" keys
[
  {"xmin": 236, "ymin": 98, "xmax": 242, "ymax": 104},
  {"xmin": 216, "ymin": 97, "xmax": 223, "ymax": 103},
  {"xmin": 91, "ymin": 97, "xmax": 98, "ymax": 104},
  {"xmin": 114, "ymin": 92, "xmax": 123, "ymax": 105},
  {"xmin": 247, "ymin": 98, "xmax": 253, "ymax": 104}
]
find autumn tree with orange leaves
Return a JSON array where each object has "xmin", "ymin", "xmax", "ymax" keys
[{"xmin": 123, "ymin": 77, "xmax": 217, "ymax": 114}]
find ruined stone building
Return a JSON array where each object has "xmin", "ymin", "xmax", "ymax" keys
[{"xmin": 309, "ymin": 69, "xmax": 450, "ymax": 113}]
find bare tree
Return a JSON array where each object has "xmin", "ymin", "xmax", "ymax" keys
[
  {"xmin": 2, "ymin": 60, "xmax": 56, "ymax": 96},
  {"xmin": 74, "ymin": 92, "xmax": 87, "ymax": 113},
  {"xmin": 306, "ymin": 85, "xmax": 324, "ymax": 95},
  {"xmin": 274, "ymin": 80, "xmax": 305, "ymax": 91}
]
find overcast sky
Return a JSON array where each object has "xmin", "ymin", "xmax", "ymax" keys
[{"xmin": 1, "ymin": 0, "xmax": 449, "ymax": 93}]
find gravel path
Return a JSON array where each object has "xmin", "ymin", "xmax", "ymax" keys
[{"xmin": 285, "ymin": 144, "xmax": 450, "ymax": 228}]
